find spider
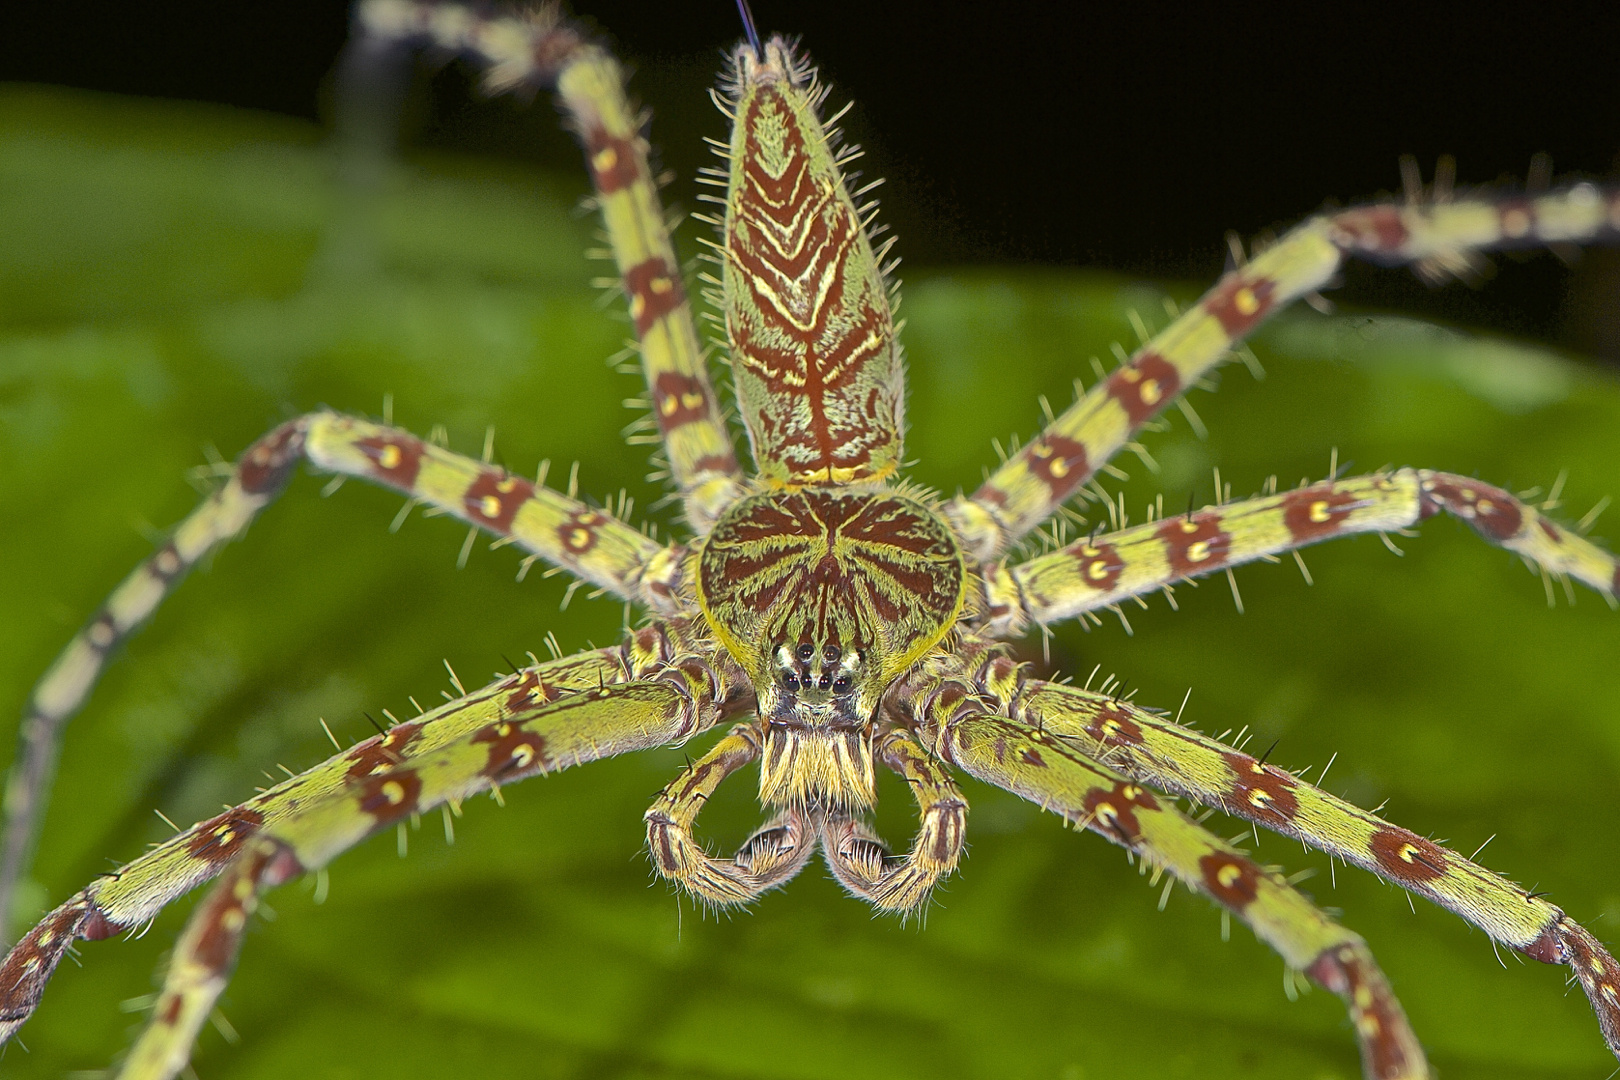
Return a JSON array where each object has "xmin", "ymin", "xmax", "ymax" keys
[{"xmin": 2, "ymin": 3, "xmax": 1620, "ymax": 1078}]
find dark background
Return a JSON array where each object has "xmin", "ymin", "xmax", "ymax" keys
[{"xmin": 6, "ymin": 0, "xmax": 1618, "ymax": 355}]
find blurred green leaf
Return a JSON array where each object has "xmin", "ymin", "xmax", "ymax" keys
[{"xmin": 2, "ymin": 86, "xmax": 1619, "ymax": 1080}]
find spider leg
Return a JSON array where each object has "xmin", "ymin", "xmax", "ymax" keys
[
  {"xmin": 946, "ymin": 183, "xmax": 1620, "ymax": 561},
  {"xmin": 818, "ymin": 729, "xmax": 967, "ymax": 914},
  {"xmin": 645, "ymin": 722, "xmax": 818, "ymax": 905},
  {"xmin": 0, "ymin": 630, "xmax": 737, "ymax": 1073},
  {"xmin": 982, "ymin": 468, "xmax": 1619, "ymax": 635},
  {"xmin": 930, "ymin": 707, "xmax": 1428, "ymax": 1080},
  {"xmin": 0, "ymin": 410, "xmax": 677, "ymax": 942},
  {"xmin": 948, "ymin": 656, "xmax": 1620, "ymax": 1060},
  {"xmin": 352, "ymin": 0, "xmax": 745, "ymax": 528}
]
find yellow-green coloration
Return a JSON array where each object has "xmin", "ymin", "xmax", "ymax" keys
[
  {"xmin": 4, "ymin": 5, "xmax": 1620, "ymax": 1080},
  {"xmin": 696, "ymin": 491, "xmax": 965, "ymax": 807},
  {"xmin": 721, "ymin": 41, "xmax": 905, "ymax": 488}
]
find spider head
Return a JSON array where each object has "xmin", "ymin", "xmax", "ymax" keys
[{"xmin": 696, "ymin": 490, "xmax": 966, "ymax": 809}]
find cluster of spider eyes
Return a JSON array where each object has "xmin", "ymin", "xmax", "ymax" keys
[{"xmin": 777, "ymin": 642, "xmax": 856, "ymax": 696}]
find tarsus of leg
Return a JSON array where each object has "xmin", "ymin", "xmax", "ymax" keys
[
  {"xmin": 0, "ymin": 410, "xmax": 676, "ymax": 945},
  {"xmin": 645, "ymin": 723, "xmax": 819, "ymax": 905},
  {"xmin": 956, "ymin": 655, "xmax": 1620, "ymax": 1058},
  {"xmin": 818, "ymin": 730, "xmax": 967, "ymax": 914},
  {"xmin": 936, "ymin": 709, "xmax": 1428, "ymax": 1080},
  {"xmin": 0, "ymin": 635, "xmax": 734, "ymax": 1065},
  {"xmin": 354, "ymin": 0, "xmax": 745, "ymax": 529},
  {"xmin": 982, "ymin": 468, "xmax": 1620, "ymax": 636},
  {"xmin": 945, "ymin": 182, "xmax": 1620, "ymax": 562}
]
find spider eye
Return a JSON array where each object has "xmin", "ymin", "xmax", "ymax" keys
[
  {"xmin": 822, "ymin": 645, "xmax": 840, "ymax": 663},
  {"xmin": 796, "ymin": 643, "xmax": 815, "ymax": 662},
  {"xmin": 818, "ymin": 674, "xmax": 831, "ymax": 690},
  {"xmin": 783, "ymin": 673, "xmax": 800, "ymax": 691},
  {"xmin": 833, "ymin": 676, "xmax": 851, "ymax": 694}
]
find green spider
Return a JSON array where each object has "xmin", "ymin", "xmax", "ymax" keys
[{"xmin": 1, "ymin": 4, "xmax": 1619, "ymax": 1078}]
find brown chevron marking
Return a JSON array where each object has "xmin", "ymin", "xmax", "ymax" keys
[
  {"xmin": 1420, "ymin": 475, "xmax": 1523, "ymax": 541},
  {"xmin": 1306, "ymin": 944, "xmax": 1417, "ymax": 1080},
  {"xmin": 726, "ymin": 83, "xmax": 896, "ymax": 481},
  {"xmin": 1328, "ymin": 205, "xmax": 1410, "ymax": 254},
  {"xmin": 1105, "ymin": 352, "xmax": 1181, "ymax": 425},
  {"xmin": 1199, "ymin": 852, "xmax": 1259, "ymax": 908},
  {"xmin": 1081, "ymin": 780, "xmax": 1158, "ymax": 844},
  {"xmin": 1072, "ymin": 538, "xmax": 1125, "ymax": 592},
  {"xmin": 625, "ymin": 257, "xmax": 686, "ymax": 335},
  {"xmin": 185, "ymin": 806, "xmax": 266, "ymax": 865},
  {"xmin": 1023, "ymin": 435, "xmax": 1089, "ymax": 501},
  {"xmin": 464, "ymin": 471, "xmax": 535, "ymax": 533},
  {"xmin": 1206, "ymin": 274, "xmax": 1278, "ymax": 337},
  {"xmin": 583, "ymin": 127, "xmax": 640, "ymax": 194},
  {"xmin": 1282, "ymin": 484, "xmax": 1359, "ymax": 543},
  {"xmin": 1221, "ymin": 752, "xmax": 1299, "ymax": 826},
  {"xmin": 1019, "ymin": 747, "xmax": 1047, "ymax": 767},
  {"xmin": 238, "ymin": 420, "xmax": 306, "ymax": 495},
  {"xmin": 1083, "ymin": 703, "xmax": 1144, "ymax": 748},
  {"xmin": 345, "ymin": 721, "xmax": 424, "ymax": 780},
  {"xmin": 357, "ymin": 433, "xmax": 424, "ymax": 490},
  {"xmin": 557, "ymin": 509, "xmax": 604, "ymax": 557},
  {"xmin": 1368, "ymin": 827, "xmax": 1447, "ymax": 884},
  {"xmin": 358, "ymin": 769, "xmax": 423, "ymax": 826},
  {"xmin": 700, "ymin": 491, "xmax": 963, "ymax": 658},
  {"xmin": 1157, "ymin": 512, "xmax": 1232, "ymax": 577},
  {"xmin": 652, "ymin": 372, "xmax": 713, "ymax": 431},
  {"xmin": 472, "ymin": 721, "xmax": 550, "ymax": 780}
]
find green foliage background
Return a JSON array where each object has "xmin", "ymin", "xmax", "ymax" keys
[{"xmin": 2, "ymin": 86, "xmax": 1619, "ymax": 1079}]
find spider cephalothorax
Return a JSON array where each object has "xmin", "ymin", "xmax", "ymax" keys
[
  {"xmin": 3, "ymin": 4, "xmax": 1620, "ymax": 1080},
  {"xmin": 698, "ymin": 489, "xmax": 967, "ymax": 808}
]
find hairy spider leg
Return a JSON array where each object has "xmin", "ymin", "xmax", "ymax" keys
[
  {"xmin": 646, "ymin": 724, "xmax": 966, "ymax": 915},
  {"xmin": 0, "ymin": 625, "xmax": 738, "ymax": 1076},
  {"xmin": 644, "ymin": 722, "xmax": 818, "ymax": 905},
  {"xmin": 948, "ymin": 184, "xmax": 1620, "ymax": 560},
  {"xmin": 933, "ymin": 708, "xmax": 1428, "ymax": 1080},
  {"xmin": 0, "ymin": 411, "xmax": 675, "ymax": 942},
  {"xmin": 983, "ymin": 469, "xmax": 1620, "ymax": 635},
  {"xmin": 354, "ymin": 0, "xmax": 745, "ymax": 528},
  {"xmin": 954, "ymin": 654, "xmax": 1620, "ymax": 1056},
  {"xmin": 817, "ymin": 729, "xmax": 967, "ymax": 914}
]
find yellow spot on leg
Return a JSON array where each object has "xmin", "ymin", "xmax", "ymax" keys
[
  {"xmin": 379, "ymin": 443, "xmax": 402, "ymax": 469},
  {"xmin": 1234, "ymin": 287, "xmax": 1259, "ymax": 316},
  {"xmin": 480, "ymin": 495, "xmax": 502, "ymax": 518}
]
